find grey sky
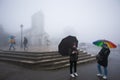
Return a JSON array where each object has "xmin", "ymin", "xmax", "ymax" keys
[{"xmin": 0, "ymin": 0, "xmax": 120, "ymax": 44}]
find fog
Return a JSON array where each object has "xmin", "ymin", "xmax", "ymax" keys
[{"xmin": 0, "ymin": 0, "xmax": 120, "ymax": 44}]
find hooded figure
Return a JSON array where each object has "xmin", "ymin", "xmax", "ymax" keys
[
  {"xmin": 97, "ymin": 44, "xmax": 110, "ymax": 67},
  {"xmin": 96, "ymin": 44, "xmax": 110, "ymax": 79}
]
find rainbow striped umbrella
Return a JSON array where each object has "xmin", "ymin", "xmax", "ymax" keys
[{"xmin": 93, "ymin": 39, "xmax": 117, "ymax": 48}]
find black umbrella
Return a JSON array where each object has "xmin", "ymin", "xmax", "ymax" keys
[{"xmin": 58, "ymin": 35, "xmax": 78, "ymax": 56}]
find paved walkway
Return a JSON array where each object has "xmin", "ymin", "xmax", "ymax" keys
[{"xmin": 0, "ymin": 49, "xmax": 120, "ymax": 80}]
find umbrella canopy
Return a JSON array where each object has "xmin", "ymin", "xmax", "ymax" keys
[
  {"xmin": 9, "ymin": 35, "xmax": 15, "ymax": 39},
  {"xmin": 58, "ymin": 35, "xmax": 78, "ymax": 56},
  {"xmin": 93, "ymin": 39, "xmax": 117, "ymax": 48}
]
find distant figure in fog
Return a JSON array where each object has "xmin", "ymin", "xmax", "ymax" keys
[
  {"xmin": 23, "ymin": 37, "xmax": 28, "ymax": 50},
  {"xmin": 69, "ymin": 42, "xmax": 79, "ymax": 78},
  {"xmin": 96, "ymin": 44, "xmax": 110, "ymax": 79},
  {"xmin": 9, "ymin": 37, "xmax": 16, "ymax": 51}
]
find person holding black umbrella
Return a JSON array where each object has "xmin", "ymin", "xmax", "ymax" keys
[
  {"xmin": 58, "ymin": 35, "xmax": 79, "ymax": 78},
  {"xmin": 69, "ymin": 42, "xmax": 79, "ymax": 77}
]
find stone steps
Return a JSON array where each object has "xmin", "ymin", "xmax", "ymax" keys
[
  {"xmin": 0, "ymin": 50, "xmax": 96, "ymax": 70},
  {"xmin": 44, "ymin": 58, "xmax": 96, "ymax": 70},
  {"xmin": 0, "ymin": 50, "xmax": 59, "ymax": 56},
  {"xmin": 39, "ymin": 55, "xmax": 95, "ymax": 67},
  {"xmin": 0, "ymin": 52, "xmax": 90, "ymax": 63}
]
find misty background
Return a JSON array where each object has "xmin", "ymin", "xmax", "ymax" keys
[{"xmin": 0, "ymin": 0, "xmax": 120, "ymax": 50}]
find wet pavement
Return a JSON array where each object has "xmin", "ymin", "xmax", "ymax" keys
[{"xmin": 0, "ymin": 50, "xmax": 120, "ymax": 80}]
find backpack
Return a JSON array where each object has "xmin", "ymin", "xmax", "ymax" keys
[{"xmin": 9, "ymin": 39, "xmax": 15, "ymax": 44}]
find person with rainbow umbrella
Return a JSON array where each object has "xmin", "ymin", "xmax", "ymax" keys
[{"xmin": 93, "ymin": 39, "xmax": 117, "ymax": 79}]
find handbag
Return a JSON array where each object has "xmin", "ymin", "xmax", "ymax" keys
[{"xmin": 96, "ymin": 54, "xmax": 103, "ymax": 61}]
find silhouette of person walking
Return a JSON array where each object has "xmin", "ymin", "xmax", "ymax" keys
[
  {"xmin": 23, "ymin": 37, "xmax": 28, "ymax": 50},
  {"xmin": 9, "ymin": 36, "xmax": 16, "ymax": 51}
]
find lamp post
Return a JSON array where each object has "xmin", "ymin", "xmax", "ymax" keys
[{"xmin": 20, "ymin": 24, "xmax": 23, "ymax": 48}]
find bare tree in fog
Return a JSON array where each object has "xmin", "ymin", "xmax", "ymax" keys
[{"xmin": 0, "ymin": 24, "xmax": 9, "ymax": 47}]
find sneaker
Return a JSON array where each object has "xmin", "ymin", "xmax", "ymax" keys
[
  {"xmin": 103, "ymin": 76, "xmax": 107, "ymax": 79},
  {"xmin": 70, "ymin": 74, "xmax": 75, "ymax": 77},
  {"xmin": 74, "ymin": 73, "xmax": 78, "ymax": 76},
  {"xmin": 97, "ymin": 73, "xmax": 102, "ymax": 77}
]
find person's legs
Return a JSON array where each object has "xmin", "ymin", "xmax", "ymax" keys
[
  {"xmin": 9, "ymin": 44, "xmax": 12, "ymax": 50},
  {"xmin": 70, "ymin": 61, "xmax": 75, "ymax": 77},
  {"xmin": 12, "ymin": 44, "xmax": 15, "ymax": 50},
  {"xmin": 24, "ymin": 44, "xmax": 28, "ymax": 50},
  {"xmin": 97, "ymin": 64, "xmax": 102, "ymax": 76},
  {"xmin": 102, "ymin": 67, "xmax": 108, "ymax": 79},
  {"xmin": 74, "ymin": 61, "xmax": 77, "ymax": 73},
  {"xmin": 74, "ymin": 61, "xmax": 78, "ymax": 76},
  {"xmin": 103, "ymin": 67, "xmax": 107, "ymax": 76},
  {"xmin": 24, "ymin": 44, "xmax": 25, "ymax": 50},
  {"xmin": 70, "ymin": 61, "xmax": 73, "ymax": 74}
]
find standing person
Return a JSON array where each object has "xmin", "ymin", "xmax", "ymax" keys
[
  {"xmin": 9, "ymin": 37, "xmax": 16, "ymax": 51},
  {"xmin": 69, "ymin": 42, "xmax": 79, "ymax": 78},
  {"xmin": 96, "ymin": 44, "xmax": 110, "ymax": 79},
  {"xmin": 23, "ymin": 37, "xmax": 28, "ymax": 50}
]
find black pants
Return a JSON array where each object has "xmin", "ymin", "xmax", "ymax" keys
[
  {"xmin": 24, "ymin": 44, "xmax": 27, "ymax": 50},
  {"xmin": 70, "ymin": 61, "xmax": 77, "ymax": 74}
]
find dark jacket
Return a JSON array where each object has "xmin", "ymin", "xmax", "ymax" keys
[
  {"xmin": 97, "ymin": 47, "xmax": 110, "ymax": 67},
  {"xmin": 23, "ymin": 38, "xmax": 28, "ymax": 45},
  {"xmin": 69, "ymin": 47, "xmax": 78, "ymax": 62}
]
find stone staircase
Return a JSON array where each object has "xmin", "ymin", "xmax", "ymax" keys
[{"xmin": 0, "ymin": 50, "xmax": 96, "ymax": 70}]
